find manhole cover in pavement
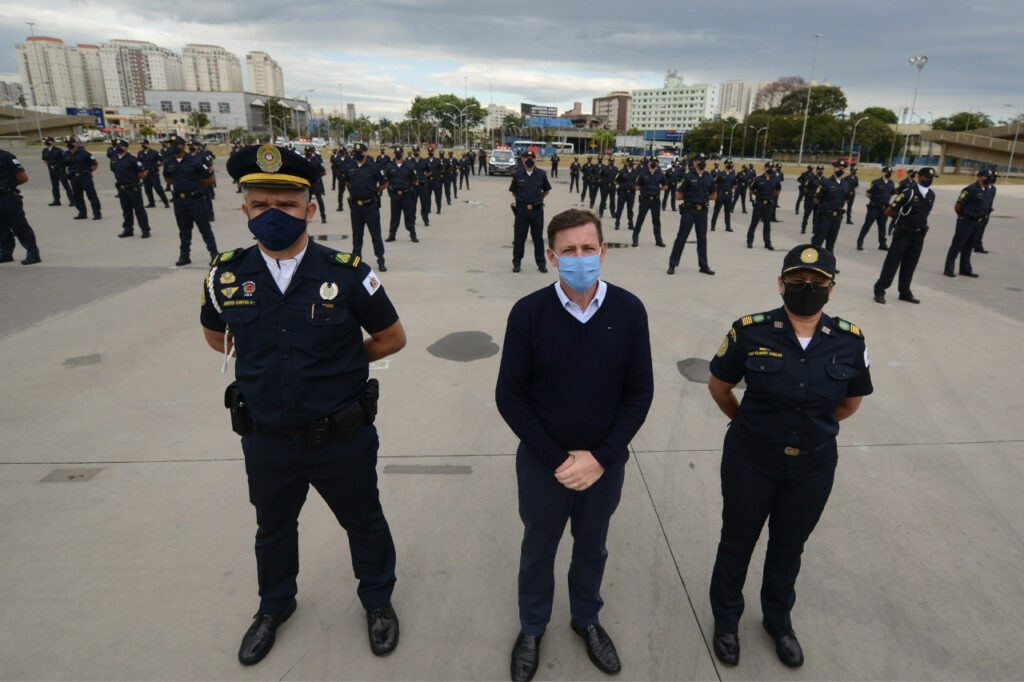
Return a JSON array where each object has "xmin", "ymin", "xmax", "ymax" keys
[
  {"xmin": 63, "ymin": 354, "xmax": 101, "ymax": 368},
  {"xmin": 41, "ymin": 468, "xmax": 103, "ymax": 482},
  {"xmin": 427, "ymin": 331, "xmax": 499, "ymax": 362}
]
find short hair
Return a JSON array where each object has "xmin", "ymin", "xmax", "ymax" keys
[{"xmin": 546, "ymin": 208, "xmax": 603, "ymax": 248}]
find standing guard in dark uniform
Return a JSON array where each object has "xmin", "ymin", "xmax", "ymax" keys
[
  {"xmin": 342, "ymin": 142, "xmax": 389, "ymax": 272},
  {"xmin": 549, "ymin": 152, "xmax": 560, "ymax": 178},
  {"xmin": 943, "ymin": 169, "xmax": 991, "ymax": 278},
  {"xmin": 329, "ymin": 149, "xmax": 340, "ymax": 190},
  {"xmin": 661, "ymin": 160, "xmax": 679, "ymax": 212},
  {"xmin": 800, "ymin": 166, "xmax": 823, "ymax": 233},
  {"xmin": 167, "ymin": 134, "xmax": 218, "ymax": 266},
  {"xmin": 613, "ymin": 159, "xmax": 637, "ymax": 230},
  {"xmin": 598, "ymin": 157, "xmax": 617, "ymax": 218},
  {"xmin": 334, "ymin": 147, "xmax": 351, "ymax": 212},
  {"xmin": 196, "ymin": 142, "xmax": 217, "ymax": 222},
  {"xmin": 384, "ymin": 147, "xmax": 418, "ymax": 243},
  {"xmin": 578, "ymin": 157, "xmax": 592, "ymax": 202},
  {"xmin": 731, "ymin": 164, "xmax": 750, "ymax": 214},
  {"xmin": 844, "ymin": 166, "xmax": 860, "ymax": 224},
  {"xmin": 587, "ymin": 157, "xmax": 603, "ymax": 209},
  {"xmin": 794, "ymin": 165, "xmax": 813, "ymax": 215},
  {"xmin": 376, "ymin": 148, "xmax": 391, "ymax": 168},
  {"xmin": 205, "ymin": 145, "xmax": 406, "ymax": 665},
  {"xmin": 0, "ymin": 149, "xmax": 42, "ymax": 264},
  {"xmin": 42, "ymin": 137, "xmax": 72, "ymax": 206},
  {"xmin": 569, "ymin": 157, "xmax": 581, "ymax": 193},
  {"xmin": 887, "ymin": 169, "xmax": 915, "ymax": 235},
  {"xmin": 111, "ymin": 138, "xmax": 151, "ymax": 238},
  {"xmin": 711, "ymin": 160, "xmax": 736, "ymax": 232},
  {"xmin": 65, "ymin": 138, "xmax": 102, "ymax": 220},
  {"xmin": 459, "ymin": 152, "xmax": 472, "ymax": 190},
  {"xmin": 974, "ymin": 171, "xmax": 997, "ymax": 253},
  {"xmin": 707, "ymin": 244, "xmax": 872, "ymax": 669},
  {"xmin": 770, "ymin": 162, "xmax": 784, "ymax": 222},
  {"xmin": 508, "ymin": 150, "xmax": 551, "ymax": 273},
  {"xmin": 747, "ymin": 163, "xmax": 781, "ymax": 249},
  {"xmin": 138, "ymin": 139, "xmax": 170, "ymax": 207},
  {"xmin": 873, "ymin": 167, "xmax": 936, "ymax": 304},
  {"xmin": 411, "ymin": 147, "xmax": 431, "ymax": 226},
  {"xmin": 304, "ymin": 145, "xmax": 328, "ymax": 223},
  {"xmin": 477, "ymin": 147, "xmax": 487, "ymax": 174},
  {"xmin": 439, "ymin": 151, "xmax": 453, "ymax": 204},
  {"xmin": 632, "ymin": 157, "xmax": 666, "ymax": 247},
  {"xmin": 160, "ymin": 139, "xmax": 175, "ymax": 192},
  {"xmin": 668, "ymin": 152, "xmax": 716, "ymax": 276},
  {"xmin": 810, "ymin": 160, "xmax": 852, "ymax": 254},
  {"xmin": 857, "ymin": 166, "xmax": 895, "ymax": 250},
  {"xmin": 426, "ymin": 148, "xmax": 443, "ymax": 215}
]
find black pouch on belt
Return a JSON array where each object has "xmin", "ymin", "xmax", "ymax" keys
[
  {"xmin": 224, "ymin": 381, "xmax": 253, "ymax": 436},
  {"xmin": 360, "ymin": 378, "xmax": 380, "ymax": 424}
]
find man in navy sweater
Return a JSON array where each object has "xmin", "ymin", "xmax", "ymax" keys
[{"xmin": 496, "ymin": 208, "xmax": 654, "ymax": 682}]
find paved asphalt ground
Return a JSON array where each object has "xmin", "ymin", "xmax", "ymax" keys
[{"xmin": 1, "ymin": 152, "xmax": 1022, "ymax": 681}]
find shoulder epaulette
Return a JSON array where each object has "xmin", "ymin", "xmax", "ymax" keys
[
  {"xmin": 330, "ymin": 251, "xmax": 361, "ymax": 268},
  {"xmin": 212, "ymin": 248, "xmax": 245, "ymax": 265},
  {"xmin": 737, "ymin": 312, "xmax": 772, "ymax": 328},
  {"xmin": 834, "ymin": 318, "xmax": 863, "ymax": 337}
]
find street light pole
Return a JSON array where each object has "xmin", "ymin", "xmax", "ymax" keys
[
  {"xmin": 901, "ymin": 55, "xmax": 928, "ymax": 165},
  {"xmin": 849, "ymin": 116, "xmax": 868, "ymax": 162},
  {"xmin": 1006, "ymin": 105, "xmax": 1020, "ymax": 181},
  {"xmin": 797, "ymin": 33, "xmax": 822, "ymax": 165},
  {"xmin": 755, "ymin": 126, "xmax": 767, "ymax": 160}
]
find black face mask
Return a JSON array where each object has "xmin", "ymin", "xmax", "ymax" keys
[
  {"xmin": 883, "ymin": 172, "xmax": 891, "ymax": 179},
  {"xmin": 782, "ymin": 282, "xmax": 830, "ymax": 316},
  {"xmin": 696, "ymin": 161, "xmax": 706, "ymax": 170},
  {"xmin": 524, "ymin": 159, "xmax": 534, "ymax": 168},
  {"xmin": 355, "ymin": 152, "xmax": 365, "ymax": 161}
]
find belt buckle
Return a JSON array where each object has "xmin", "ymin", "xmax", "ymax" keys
[{"xmin": 784, "ymin": 447, "xmax": 800, "ymax": 456}]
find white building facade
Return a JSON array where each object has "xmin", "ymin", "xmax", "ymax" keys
[
  {"xmin": 629, "ymin": 76, "xmax": 718, "ymax": 132},
  {"xmin": 245, "ymin": 51, "xmax": 284, "ymax": 97}
]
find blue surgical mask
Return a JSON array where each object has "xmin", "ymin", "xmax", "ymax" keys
[
  {"xmin": 557, "ymin": 254, "xmax": 601, "ymax": 292},
  {"xmin": 247, "ymin": 207, "xmax": 308, "ymax": 251}
]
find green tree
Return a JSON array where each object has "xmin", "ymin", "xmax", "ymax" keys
[
  {"xmin": 626, "ymin": 127, "xmax": 642, "ymax": 136},
  {"xmin": 933, "ymin": 111, "xmax": 994, "ymax": 131},
  {"xmin": 501, "ymin": 112, "xmax": 526, "ymax": 129},
  {"xmin": 263, "ymin": 97, "xmax": 294, "ymax": 139},
  {"xmin": 591, "ymin": 128, "xmax": 616, "ymax": 153},
  {"xmin": 188, "ymin": 111, "xmax": 210, "ymax": 136},
  {"xmin": 138, "ymin": 125, "xmax": 155, "ymax": 138},
  {"xmin": 858, "ymin": 107, "xmax": 898, "ymax": 124},
  {"xmin": 681, "ymin": 120, "xmax": 721, "ymax": 154},
  {"xmin": 776, "ymin": 85, "xmax": 847, "ymax": 117},
  {"xmin": 228, "ymin": 126, "xmax": 255, "ymax": 144}
]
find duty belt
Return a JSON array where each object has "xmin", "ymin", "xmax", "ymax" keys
[
  {"xmin": 824, "ymin": 210, "xmax": 842, "ymax": 216},
  {"xmin": 117, "ymin": 183, "xmax": 140, "ymax": 190},
  {"xmin": 175, "ymin": 191, "xmax": 205, "ymax": 198},
  {"xmin": 352, "ymin": 198, "xmax": 376, "ymax": 206},
  {"xmin": 517, "ymin": 202, "xmax": 543, "ymax": 210},
  {"xmin": 253, "ymin": 398, "xmax": 369, "ymax": 440},
  {"xmin": 642, "ymin": 194, "xmax": 659, "ymax": 201},
  {"xmin": 759, "ymin": 199, "xmax": 772, "ymax": 204},
  {"xmin": 962, "ymin": 215, "xmax": 985, "ymax": 222},
  {"xmin": 71, "ymin": 171, "xmax": 90, "ymax": 177},
  {"xmin": 684, "ymin": 202, "xmax": 707, "ymax": 210},
  {"xmin": 0, "ymin": 187, "xmax": 19, "ymax": 195}
]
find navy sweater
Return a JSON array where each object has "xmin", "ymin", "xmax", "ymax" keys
[{"xmin": 495, "ymin": 283, "xmax": 654, "ymax": 471}]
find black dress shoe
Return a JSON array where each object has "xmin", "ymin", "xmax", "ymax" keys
[
  {"xmin": 712, "ymin": 629, "xmax": 739, "ymax": 666},
  {"xmin": 377, "ymin": 262, "xmax": 388, "ymax": 272},
  {"xmin": 898, "ymin": 293, "xmax": 921, "ymax": 304},
  {"xmin": 764, "ymin": 244, "xmax": 774, "ymax": 250},
  {"xmin": 631, "ymin": 241, "xmax": 638, "ymax": 247},
  {"xmin": 175, "ymin": 257, "xmax": 191, "ymax": 267},
  {"xmin": 238, "ymin": 598, "xmax": 296, "ymax": 666},
  {"xmin": 117, "ymin": 232, "xmax": 134, "ymax": 238},
  {"xmin": 656, "ymin": 241, "xmax": 666, "ymax": 247},
  {"xmin": 975, "ymin": 247, "xmax": 989, "ymax": 254},
  {"xmin": 943, "ymin": 270, "xmax": 956, "ymax": 277},
  {"xmin": 571, "ymin": 621, "xmax": 621, "ymax": 674},
  {"xmin": 511, "ymin": 633, "xmax": 541, "ymax": 682},
  {"xmin": 92, "ymin": 214, "xmax": 101, "ymax": 220},
  {"xmin": 48, "ymin": 201, "xmax": 61, "ymax": 206},
  {"xmin": 20, "ymin": 255, "xmax": 41, "ymax": 265},
  {"xmin": 538, "ymin": 264, "xmax": 547, "ymax": 273},
  {"xmin": 856, "ymin": 243, "xmax": 864, "ymax": 251},
  {"xmin": 411, "ymin": 235, "xmax": 419, "ymax": 243},
  {"xmin": 699, "ymin": 266, "xmax": 715, "ymax": 275},
  {"xmin": 879, "ymin": 243, "xmax": 889, "ymax": 251},
  {"xmin": 960, "ymin": 271, "xmax": 979, "ymax": 278},
  {"xmin": 512, "ymin": 264, "xmax": 521, "ymax": 273},
  {"xmin": 141, "ymin": 232, "xmax": 151, "ymax": 239},
  {"xmin": 145, "ymin": 203, "xmax": 156, "ymax": 208},
  {"xmin": 321, "ymin": 217, "xmax": 327, "ymax": 223},
  {"xmin": 763, "ymin": 621, "xmax": 804, "ymax": 668},
  {"xmin": 385, "ymin": 236, "xmax": 396, "ymax": 242},
  {"xmin": 366, "ymin": 602, "xmax": 399, "ymax": 656},
  {"xmin": 73, "ymin": 214, "xmax": 88, "ymax": 220},
  {"xmin": 746, "ymin": 243, "xmax": 753, "ymax": 249},
  {"xmin": 874, "ymin": 293, "xmax": 886, "ymax": 304},
  {"xmin": 725, "ymin": 228, "xmax": 733, "ymax": 232},
  {"xmin": 667, "ymin": 266, "xmax": 675, "ymax": 275}
]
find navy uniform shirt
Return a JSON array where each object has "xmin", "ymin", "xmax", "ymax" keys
[
  {"xmin": 550, "ymin": 153, "xmax": 560, "ymax": 167},
  {"xmin": 846, "ymin": 173, "xmax": 860, "ymax": 195},
  {"xmin": 955, "ymin": 182, "xmax": 988, "ymax": 218},
  {"xmin": 305, "ymin": 154, "xmax": 326, "ymax": 194},
  {"xmin": 112, "ymin": 152, "xmax": 145, "ymax": 186},
  {"xmin": 750, "ymin": 172, "xmax": 781, "ymax": 201},
  {"xmin": 888, "ymin": 182, "xmax": 934, "ymax": 229},
  {"xmin": 570, "ymin": 160, "xmax": 581, "ymax": 176},
  {"xmin": 0, "ymin": 149, "xmax": 25, "ymax": 190},
  {"xmin": 66, "ymin": 148, "xmax": 97, "ymax": 175},
  {"xmin": 42, "ymin": 145, "xmax": 65, "ymax": 170},
  {"xmin": 171, "ymin": 154, "xmax": 212, "ymax": 194},
  {"xmin": 715, "ymin": 169, "xmax": 737, "ymax": 194},
  {"xmin": 413, "ymin": 156, "xmax": 431, "ymax": 182},
  {"xmin": 636, "ymin": 166, "xmax": 665, "ymax": 197},
  {"xmin": 106, "ymin": 145, "xmax": 117, "ymax": 170},
  {"xmin": 616, "ymin": 167, "xmax": 637, "ymax": 191},
  {"xmin": 137, "ymin": 147, "xmax": 162, "ymax": 173},
  {"xmin": 982, "ymin": 183, "xmax": 996, "ymax": 216},
  {"xmin": 200, "ymin": 241, "xmax": 398, "ymax": 431},
  {"xmin": 601, "ymin": 163, "xmax": 618, "ymax": 186},
  {"xmin": 814, "ymin": 175, "xmax": 851, "ymax": 211},
  {"xmin": 866, "ymin": 176, "xmax": 895, "ymax": 206},
  {"xmin": 710, "ymin": 307, "xmax": 873, "ymax": 453},
  {"xmin": 342, "ymin": 159, "xmax": 387, "ymax": 200},
  {"xmin": 385, "ymin": 158, "xmax": 417, "ymax": 191},
  {"xmin": 678, "ymin": 170, "xmax": 716, "ymax": 204},
  {"xmin": 509, "ymin": 166, "xmax": 551, "ymax": 203}
]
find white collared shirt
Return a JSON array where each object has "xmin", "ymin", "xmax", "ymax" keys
[
  {"xmin": 553, "ymin": 280, "xmax": 606, "ymax": 323},
  {"xmin": 916, "ymin": 183, "xmax": 931, "ymax": 198},
  {"xmin": 260, "ymin": 242, "xmax": 308, "ymax": 293}
]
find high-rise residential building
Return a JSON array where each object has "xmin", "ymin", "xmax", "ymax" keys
[
  {"xmin": 246, "ymin": 51, "xmax": 284, "ymax": 97},
  {"xmin": 346, "ymin": 103, "xmax": 356, "ymax": 121},
  {"xmin": 717, "ymin": 80, "xmax": 764, "ymax": 121},
  {"xmin": 75, "ymin": 45, "xmax": 107, "ymax": 107},
  {"xmin": 99, "ymin": 40, "xmax": 183, "ymax": 107},
  {"xmin": 15, "ymin": 36, "xmax": 78, "ymax": 106},
  {"xmin": 629, "ymin": 75, "xmax": 718, "ymax": 132},
  {"xmin": 485, "ymin": 103, "xmax": 514, "ymax": 129},
  {"xmin": 592, "ymin": 91, "xmax": 632, "ymax": 132},
  {"xmin": 182, "ymin": 44, "xmax": 243, "ymax": 92}
]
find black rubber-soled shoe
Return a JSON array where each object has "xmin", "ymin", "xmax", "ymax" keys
[{"xmin": 238, "ymin": 598, "xmax": 296, "ymax": 666}]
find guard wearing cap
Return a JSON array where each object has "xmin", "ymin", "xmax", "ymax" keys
[
  {"xmin": 0, "ymin": 148, "xmax": 42, "ymax": 264},
  {"xmin": 975, "ymin": 170, "xmax": 997, "ymax": 254},
  {"xmin": 844, "ymin": 166, "xmax": 859, "ymax": 224},
  {"xmin": 794, "ymin": 165, "xmax": 813, "ymax": 216},
  {"xmin": 303, "ymin": 145, "xmax": 328, "ymax": 223},
  {"xmin": 632, "ymin": 156, "xmax": 666, "ymax": 247},
  {"xmin": 943, "ymin": 169, "xmax": 991, "ymax": 278},
  {"xmin": 669, "ymin": 152, "xmax": 716, "ymax": 275},
  {"xmin": 333, "ymin": 147, "xmax": 350, "ymax": 212},
  {"xmin": 887, "ymin": 169, "xmax": 915, "ymax": 235},
  {"xmin": 166, "ymin": 134, "xmax": 218, "ymax": 266},
  {"xmin": 810, "ymin": 160, "xmax": 852, "ymax": 254},
  {"xmin": 747, "ymin": 162, "xmax": 781, "ymax": 249},
  {"xmin": 800, "ymin": 166, "xmax": 823, "ymax": 233},
  {"xmin": 410, "ymin": 146, "xmax": 431, "ymax": 226},
  {"xmin": 111, "ymin": 138, "xmax": 151, "ymax": 238},
  {"xmin": 711, "ymin": 160, "xmax": 736, "ymax": 232},
  {"xmin": 770, "ymin": 162, "xmax": 784, "ymax": 222},
  {"xmin": 509, "ymin": 150, "xmax": 551, "ymax": 273},
  {"xmin": 873, "ymin": 167, "xmax": 936, "ymax": 304},
  {"xmin": 42, "ymin": 137, "xmax": 72, "ymax": 206},
  {"xmin": 569, "ymin": 157, "xmax": 581, "ymax": 193},
  {"xmin": 598, "ymin": 157, "xmax": 617, "ymax": 218},
  {"xmin": 65, "ymin": 138, "xmax": 102, "ymax": 220},
  {"xmin": 707, "ymin": 243, "xmax": 872, "ymax": 669},
  {"xmin": 384, "ymin": 146, "xmax": 418, "ymax": 242},
  {"xmin": 857, "ymin": 166, "xmax": 895, "ymax": 250},
  {"xmin": 613, "ymin": 158, "xmax": 637, "ymax": 231},
  {"xmin": 207, "ymin": 143, "xmax": 406, "ymax": 665},
  {"xmin": 138, "ymin": 139, "xmax": 170, "ymax": 208},
  {"xmin": 341, "ymin": 142, "xmax": 389, "ymax": 271}
]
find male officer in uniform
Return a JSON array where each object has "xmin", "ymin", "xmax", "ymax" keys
[
  {"xmin": 811, "ymin": 160, "xmax": 852, "ymax": 254},
  {"xmin": 0, "ymin": 148, "xmax": 42, "ymax": 264},
  {"xmin": 341, "ymin": 142, "xmax": 389, "ymax": 272},
  {"xmin": 873, "ymin": 167, "xmax": 936, "ymax": 304},
  {"xmin": 632, "ymin": 156, "xmax": 666, "ymax": 247},
  {"xmin": 943, "ymin": 169, "xmax": 990, "ymax": 278},
  {"xmin": 794, "ymin": 165, "xmax": 813, "ymax": 215},
  {"xmin": 887, "ymin": 169, "xmax": 915, "ymax": 235},
  {"xmin": 598, "ymin": 157, "xmax": 617, "ymax": 218},
  {"xmin": 770, "ymin": 162, "xmax": 784, "ymax": 222},
  {"xmin": 711, "ymin": 160, "xmax": 736, "ymax": 232},
  {"xmin": 42, "ymin": 137, "xmax": 72, "ymax": 206},
  {"xmin": 549, "ymin": 151, "xmax": 559, "ymax": 179},
  {"xmin": 661, "ymin": 159, "xmax": 679, "ymax": 212},
  {"xmin": 111, "ymin": 138, "xmax": 151, "ymax": 238},
  {"xmin": 844, "ymin": 166, "xmax": 860, "ymax": 224},
  {"xmin": 732, "ymin": 164, "xmax": 750, "ymax": 214},
  {"xmin": 668, "ymin": 151, "xmax": 716, "ymax": 275},
  {"xmin": 384, "ymin": 146, "xmax": 418, "ymax": 243},
  {"xmin": 800, "ymin": 166, "xmax": 823, "ymax": 233},
  {"xmin": 569, "ymin": 157, "xmax": 581, "ymax": 193},
  {"xmin": 578, "ymin": 157, "xmax": 591, "ymax": 202},
  {"xmin": 478, "ymin": 147, "xmax": 487, "ymax": 174},
  {"xmin": 204, "ymin": 144, "xmax": 405, "ymax": 665},
  {"xmin": 974, "ymin": 171, "xmax": 997, "ymax": 253},
  {"xmin": 333, "ymin": 147, "xmax": 350, "ymax": 212},
  {"xmin": 427, "ymin": 147, "xmax": 443, "ymax": 214},
  {"xmin": 411, "ymin": 146, "xmax": 432, "ymax": 226},
  {"xmin": 167, "ymin": 134, "xmax": 218, "ymax": 266},
  {"xmin": 586, "ymin": 157, "xmax": 603, "ymax": 209},
  {"xmin": 747, "ymin": 163, "xmax": 781, "ymax": 249},
  {"xmin": 613, "ymin": 158, "xmax": 636, "ymax": 231},
  {"xmin": 857, "ymin": 166, "xmax": 895, "ymax": 250},
  {"xmin": 138, "ymin": 139, "xmax": 170, "ymax": 208},
  {"xmin": 441, "ymin": 151, "xmax": 455, "ymax": 203},
  {"xmin": 508, "ymin": 150, "xmax": 551, "ymax": 273},
  {"xmin": 160, "ymin": 139, "xmax": 175, "ymax": 192},
  {"xmin": 66, "ymin": 138, "xmax": 102, "ymax": 220},
  {"xmin": 304, "ymin": 145, "xmax": 328, "ymax": 223}
]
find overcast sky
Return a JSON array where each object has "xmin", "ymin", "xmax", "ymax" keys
[{"xmin": 4, "ymin": 0, "xmax": 1023, "ymax": 123}]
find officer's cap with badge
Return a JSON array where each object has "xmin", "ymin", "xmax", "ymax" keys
[
  {"xmin": 167, "ymin": 134, "xmax": 186, "ymax": 146},
  {"xmin": 832, "ymin": 158, "xmax": 849, "ymax": 169},
  {"xmin": 115, "ymin": 138, "xmax": 129, "ymax": 148},
  {"xmin": 66, "ymin": 137, "xmax": 78, "ymax": 148},
  {"xmin": 520, "ymin": 150, "xmax": 536, "ymax": 159},
  {"xmin": 976, "ymin": 168, "xmax": 993, "ymax": 178},
  {"xmin": 691, "ymin": 151, "xmax": 707, "ymax": 161},
  {"xmin": 226, "ymin": 144, "xmax": 321, "ymax": 192},
  {"xmin": 352, "ymin": 142, "xmax": 368, "ymax": 153},
  {"xmin": 881, "ymin": 165, "xmax": 893, "ymax": 173},
  {"xmin": 782, "ymin": 243, "xmax": 837, "ymax": 281},
  {"xmin": 764, "ymin": 161, "xmax": 773, "ymax": 169},
  {"xmin": 45, "ymin": 136, "xmax": 55, "ymax": 143},
  {"xmin": 917, "ymin": 167, "xmax": 935, "ymax": 179}
]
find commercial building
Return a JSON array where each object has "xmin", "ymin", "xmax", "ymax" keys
[
  {"xmin": 592, "ymin": 91, "xmax": 631, "ymax": 132},
  {"xmin": 182, "ymin": 44, "xmax": 243, "ymax": 93},
  {"xmin": 485, "ymin": 103, "xmax": 513, "ymax": 130},
  {"xmin": 245, "ymin": 51, "xmax": 284, "ymax": 98},
  {"xmin": 629, "ymin": 75, "xmax": 718, "ymax": 132},
  {"xmin": 144, "ymin": 89, "xmax": 310, "ymax": 138},
  {"xmin": 717, "ymin": 80, "xmax": 766, "ymax": 121}
]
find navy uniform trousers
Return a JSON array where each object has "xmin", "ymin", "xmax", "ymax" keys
[
  {"xmin": 670, "ymin": 204, "xmax": 710, "ymax": 269},
  {"xmin": 241, "ymin": 424, "xmax": 396, "ymax": 614},
  {"xmin": 858, "ymin": 204, "xmax": 889, "ymax": 248},
  {"xmin": 0, "ymin": 192, "xmax": 40, "ymax": 259},
  {"xmin": 874, "ymin": 228, "xmax": 926, "ymax": 297},
  {"xmin": 388, "ymin": 189, "xmax": 417, "ymax": 239},
  {"xmin": 173, "ymin": 195, "xmax": 218, "ymax": 261},
  {"xmin": 517, "ymin": 443, "xmax": 626, "ymax": 636},
  {"xmin": 812, "ymin": 211, "xmax": 844, "ymax": 253},
  {"xmin": 512, "ymin": 205, "xmax": 545, "ymax": 269},
  {"xmin": 632, "ymin": 196, "xmax": 663, "ymax": 245},
  {"xmin": 350, "ymin": 199, "xmax": 386, "ymax": 266},
  {"xmin": 117, "ymin": 185, "xmax": 150, "ymax": 235},
  {"xmin": 747, "ymin": 199, "xmax": 774, "ymax": 247},
  {"xmin": 944, "ymin": 215, "xmax": 985, "ymax": 275},
  {"xmin": 710, "ymin": 428, "xmax": 837, "ymax": 636}
]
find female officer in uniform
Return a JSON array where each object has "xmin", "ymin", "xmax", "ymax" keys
[{"xmin": 706, "ymin": 244, "xmax": 872, "ymax": 668}]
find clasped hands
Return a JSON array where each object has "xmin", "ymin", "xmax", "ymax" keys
[{"xmin": 555, "ymin": 450, "xmax": 604, "ymax": 491}]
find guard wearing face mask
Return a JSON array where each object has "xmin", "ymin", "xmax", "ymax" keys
[
  {"xmin": 810, "ymin": 160, "xmax": 852, "ymax": 254},
  {"xmin": 844, "ymin": 167, "xmax": 859, "ymax": 224},
  {"xmin": 111, "ymin": 138, "xmax": 151, "ymax": 238},
  {"xmin": 569, "ymin": 157, "xmax": 581, "ymax": 193},
  {"xmin": 857, "ymin": 166, "xmax": 895, "ymax": 251},
  {"xmin": 598, "ymin": 157, "xmax": 617, "ymax": 218},
  {"xmin": 711, "ymin": 161, "xmax": 736, "ymax": 232},
  {"xmin": 411, "ymin": 147, "xmax": 431, "ymax": 226},
  {"xmin": 613, "ymin": 159, "xmax": 637, "ymax": 231},
  {"xmin": 384, "ymin": 147, "xmax": 418, "ymax": 243},
  {"xmin": 167, "ymin": 134, "xmax": 218, "ymax": 267},
  {"xmin": 943, "ymin": 169, "xmax": 992, "ymax": 278},
  {"xmin": 304, "ymin": 146, "xmax": 328, "ymax": 224},
  {"xmin": 42, "ymin": 137, "xmax": 72, "ymax": 206},
  {"xmin": 668, "ymin": 152, "xmax": 716, "ymax": 276},
  {"xmin": 341, "ymin": 142, "xmax": 389, "ymax": 272},
  {"xmin": 974, "ymin": 171, "xmax": 997, "ymax": 254},
  {"xmin": 138, "ymin": 139, "xmax": 170, "ymax": 208},
  {"xmin": 426, "ymin": 148, "xmax": 443, "ymax": 214},
  {"xmin": 800, "ymin": 167, "xmax": 823, "ymax": 233},
  {"xmin": 873, "ymin": 167, "xmax": 936, "ymax": 304},
  {"xmin": 887, "ymin": 169, "xmax": 915, "ymax": 235},
  {"xmin": 632, "ymin": 158, "xmax": 666, "ymax": 247},
  {"xmin": 747, "ymin": 163, "xmax": 781, "ymax": 249},
  {"xmin": 509, "ymin": 150, "xmax": 551, "ymax": 273},
  {"xmin": 794, "ymin": 165, "xmax": 813, "ymax": 215}
]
